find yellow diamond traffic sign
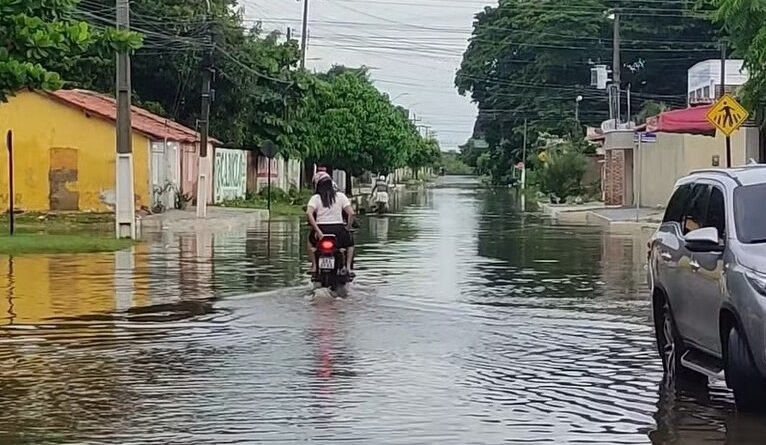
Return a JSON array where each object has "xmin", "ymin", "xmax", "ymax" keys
[{"xmin": 706, "ymin": 93, "xmax": 749, "ymax": 136}]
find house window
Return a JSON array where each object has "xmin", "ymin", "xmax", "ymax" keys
[{"xmin": 703, "ymin": 86, "xmax": 710, "ymax": 99}]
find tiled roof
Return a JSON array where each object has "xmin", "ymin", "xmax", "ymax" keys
[{"xmin": 44, "ymin": 89, "xmax": 219, "ymax": 144}]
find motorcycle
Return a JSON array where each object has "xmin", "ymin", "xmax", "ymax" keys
[
  {"xmin": 313, "ymin": 234, "xmax": 352, "ymax": 297},
  {"xmin": 369, "ymin": 190, "xmax": 389, "ymax": 214}
]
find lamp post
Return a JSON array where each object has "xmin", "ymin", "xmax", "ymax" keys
[{"xmin": 575, "ymin": 95, "xmax": 583, "ymax": 123}]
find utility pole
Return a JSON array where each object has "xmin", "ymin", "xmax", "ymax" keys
[
  {"xmin": 300, "ymin": 0, "xmax": 310, "ymax": 69},
  {"xmin": 611, "ymin": 9, "xmax": 621, "ymax": 123},
  {"xmin": 115, "ymin": 0, "xmax": 136, "ymax": 239},
  {"xmin": 720, "ymin": 40, "xmax": 732, "ymax": 168},
  {"xmin": 522, "ymin": 118, "xmax": 528, "ymax": 192},
  {"xmin": 197, "ymin": 1, "xmax": 214, "ymax": 217},
  {"xmin": 719, "ymin": 41, "xmax": 727, "ymax": 99}
]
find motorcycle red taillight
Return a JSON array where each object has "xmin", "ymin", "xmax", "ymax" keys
[{"xmin": 319, "ymin": 238, "xmax": 336, "ymax": 253}]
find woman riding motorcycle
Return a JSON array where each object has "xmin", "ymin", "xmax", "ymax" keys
[{"xmin": 306, "ymin": 172, "xmax": 355, "ymax": 276}]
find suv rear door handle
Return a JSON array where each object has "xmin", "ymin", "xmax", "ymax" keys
[
  {"xmin": 661, "ymin": 252, "xmax": 672, "ymax": 261},
  {"xmin": 690, "ymin": 259, "xmax": 701, "ymax": 271}
]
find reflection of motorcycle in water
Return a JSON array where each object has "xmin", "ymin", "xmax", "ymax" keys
[{"xmin": 370, "ymin": 215, "xmax": 389, "ymax": 242}]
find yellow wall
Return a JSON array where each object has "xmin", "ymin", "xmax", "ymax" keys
[
  {"xmin": 0, "ymin": 244, "xmax": 151, "ymax": 325},
  {"xmin": 0, "ymin": 91, "xmax": 150, "ymax": 212},
  {"xmin": 638, "ymin": 128, "xmax": 757, "ymax": 208}
]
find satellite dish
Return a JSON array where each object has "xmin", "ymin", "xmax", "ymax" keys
[{"xmin": 261, "ymin": 140, "xmax": 278, "ymax": 159}]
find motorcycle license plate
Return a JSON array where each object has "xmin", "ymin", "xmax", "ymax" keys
[{"xmin": 319, "ymin": 256, "xmax": 335, "ymax": 270}]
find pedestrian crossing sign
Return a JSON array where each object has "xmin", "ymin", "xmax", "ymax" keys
[{"xmin": 706, "ymin": 94, "xmax": 749, "ymax": 136}]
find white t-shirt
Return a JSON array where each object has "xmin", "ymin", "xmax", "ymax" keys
[{"xmin": 308, "ymin": 192, "xmax": 351, "ymax": 224}]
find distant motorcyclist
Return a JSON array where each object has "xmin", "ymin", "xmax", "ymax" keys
[
  {"xmin": 370, "ymin": 175, "xmax": 390, "ymax": 213},
  {"xmin": 371, "ymin": 175, "xmax": 389, "ymax": 195},
  {"xmin": 306, "ymin": 172, "xmax": 356, "ymax": 276}
]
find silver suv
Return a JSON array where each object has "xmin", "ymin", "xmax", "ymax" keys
[{"xmin": 648, "ymin": 166, "xmax": 766, "ymax": 412}]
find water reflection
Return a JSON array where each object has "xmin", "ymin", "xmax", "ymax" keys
[{"xmin": 0, "ymin": 176, "xmax": 764, "ymax": 444}]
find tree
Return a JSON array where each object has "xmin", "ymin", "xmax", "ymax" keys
[
  {"xmin": 407, "ymin": 138, "xmax": 442, "ymax": 179},
  {"xmin": 73, "ymin": 0, "xmax": 302, "ymax": 152},
  {"xmin": 298, "ymin": 67, "xmax": 427, "ymax": 187},
  {"xmin": 0, "ymin": 0, "xmax": 139, "ymax": 101},
  {"xmin": 67, "ymin": 2, "xmax": 430, "ymax": 180},
  {"xmin": 714, "ymin": 0, "xmax": 766, "ymax": 113},
  {"xmin": 455, "ymin": 0, "xmax": 720, "ymax": 183}
]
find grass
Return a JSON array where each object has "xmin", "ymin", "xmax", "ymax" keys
[
  {"xmin": 220, "ymin": 197, "xmax": 306, "ymax": 216},
  {"xmin": 0, "ymin": 212, "xmax": 114, "ymax": 234},
  {"xmin": 220, "ymin": 188, "xmax": 314, "ymax": 217},
  {"xmin": 0, "ymin": 212, "xmax": 137, "ymax": 255},
  {"xmin": 0, "ymin": 234, "xmax": 135, "ymax": 255}
]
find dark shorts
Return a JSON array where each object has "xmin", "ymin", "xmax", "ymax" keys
[{"xmin": 310, "ymin": 224, "xmax": 354, "ymax": 248}]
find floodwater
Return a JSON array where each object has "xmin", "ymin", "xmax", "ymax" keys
[{"xmin": 0, "ymin": 176, "xmax": 764, "ymax": 444}]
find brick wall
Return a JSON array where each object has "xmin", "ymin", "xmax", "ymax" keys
[{"xmin": 604, "ymin": 149, "xmax": 625, "ymax": 206}]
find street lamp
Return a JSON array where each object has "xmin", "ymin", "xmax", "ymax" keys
[
  {"xmin": 575, "ymin": 95, "xmax": 583, "ymax": 122},
  {"xmin": 391, "ymin": 92, "xmax": 410, "ymax": 102}
]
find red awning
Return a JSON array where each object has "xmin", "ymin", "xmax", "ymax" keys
[{"xmin": 645, "ymin": 105, "xmax": 716, "ymax": 136}]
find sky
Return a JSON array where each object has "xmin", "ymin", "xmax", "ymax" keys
[{"xmin": 238, "ymin": 0, "xmax": 492, "ymax": 150}]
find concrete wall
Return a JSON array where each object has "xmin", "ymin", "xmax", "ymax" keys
[
  {"xmin": 251, "ymin": 155, "xmax": 302, "ymax": 193},
  {"xmin": 0, "ymin": 91, "xmax": 151, "ymax": 212},
  {"xmin": 214, "ymin": 148, "xmax": 248, "ymax": 203},
  {"xmin": 636, "ymin": 133, "xmax": 685, "ymax": 208},
  {"xmin": 180, "ymin": 142, "xmax": 214, "ymax": 204},
  {"xmin": 636, "ymin": 127, "xmax": 757, "ymax": 208}
]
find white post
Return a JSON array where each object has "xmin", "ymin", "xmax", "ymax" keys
[
  {"xmin": 196, "ymin": 150, "xmax": 209, "ymax": 218},
  {"xmin": 115, "ymin": 0, "xmax": 135, "ymax": 239},
  {"xmin": 115, "ymin": 153, "xmax": 136, "ymax": 238},
  {"xmin": 636, "ymin": 132, "xmax": 642, "ymax": 222}
]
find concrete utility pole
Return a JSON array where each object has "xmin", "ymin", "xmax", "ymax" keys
[
  {"xmin": 612, "ymin": 10, "xmax": 621, "ymax": 89},
  {"xmin": 522, "ymin": 118, "xmax": 527, "ymax": 191},
  {"xmin": 720, "ymin": 40, "xmax": 732, "ymax": 168},
  {"xmin": 300, "ymin": 0, "xmax": 310, "ymax": 69},
  {"xmin": 611, "ymin": 9, "xmax": 621, "ymax": 123},
  {"xmin": 115, "ymin": 0, "xmax": 136, "ymax": 239},
  {"xmin": 719, "ymin": 41, "xmax": 727, "ymax": 99},
  {"xmin": 197, "ymin": 1, "xmax": 214, "ymax": 218}
]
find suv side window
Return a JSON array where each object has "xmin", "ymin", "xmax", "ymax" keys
[
  {"xmin": 705, "ymin": 186, "xmax": 726, "ymax": 240},
  {"xmin": 664, "ymin": 184, "xmax": 692, "ymax": 224},
  {"xmin": 682, "ymin": 184, "xmax": 710, "ymax": 235}
]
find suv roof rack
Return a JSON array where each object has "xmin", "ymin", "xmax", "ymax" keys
[{"xmin": 689, "ymin": 168, "xmax": 743, "ymax": 186}]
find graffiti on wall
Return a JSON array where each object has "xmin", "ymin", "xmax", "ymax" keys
[{"xmin": 214, "ymin": 148, "xmax": 247, "ymax": 203}]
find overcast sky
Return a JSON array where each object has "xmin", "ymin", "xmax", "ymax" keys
[{"xmin": 239, "ymin": 0, "xmax": 491, "ymax": 150}]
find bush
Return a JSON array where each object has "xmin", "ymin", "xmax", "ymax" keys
[
  {"xmin": 537, "ymin": 150, "xmax": 587, "ymax": 203},
  {"xmin": 256, "ymin": 186, "xmax": 313, "ymax": 205}
]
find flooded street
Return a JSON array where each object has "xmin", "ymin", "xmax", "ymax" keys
[{"xmin": 1, "ymin": 176, "xmax": 764, "ymax": 444}]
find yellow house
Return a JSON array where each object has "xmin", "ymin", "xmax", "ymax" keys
[{"xmin": 0, "ymin": 89, "xmax": 210, "ymax": 212}]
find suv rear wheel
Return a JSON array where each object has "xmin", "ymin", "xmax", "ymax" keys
[
  {"xmin": 726, "ymin": 327, "xmax": 766, "ymax": 412},
  {"xmin": 655, "ymin": 298, "xmax": 706, "ymax": 385}
]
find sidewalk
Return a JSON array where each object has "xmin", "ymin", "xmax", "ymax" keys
[
  {"xmin": 139, "ymin": 207, "xmax": 269, "ymax": 232},
  {"xmin": 540, "ymin": 202, "xmax": 663, "ymax": 233}
]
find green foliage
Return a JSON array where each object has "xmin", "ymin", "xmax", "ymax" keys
[
  {"xmin": 1, "ymin": 0, "xmax": 437, "ymax": 178},
  {"xmin": 221, "ymin": 186, "xmax": 311, "ymax": 216},
  {"xmin": 455, "ymin": 0, "xmax": 719, "ymax": 182},
  {"xmin": 714, "ymin": 0, "xmax": 766, "ymax": 112},
  {"xmin": 440, "ymin": 151, "xmax": 474, "ymax": 175},
  {"xmin": 538, "ymin": 148, "xmax": 588, "ymax": 202},
  {"xmin": 0, "ymin": 234, "xmax": 135, "ymax": 255},
  {"xmin": 636, "ymin": 100, "xmax": 670, "ymax": 124},
  {"xmin": 476, "ymin": 152, "xmax": 492, "ymax": 177},
  {"xmin": 0, "ymin": 0, "xmax": 140, "ymax": 101},
  {"xmin": 297, "ymin": 67, "xmax": 435, "ymax": 175}
]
